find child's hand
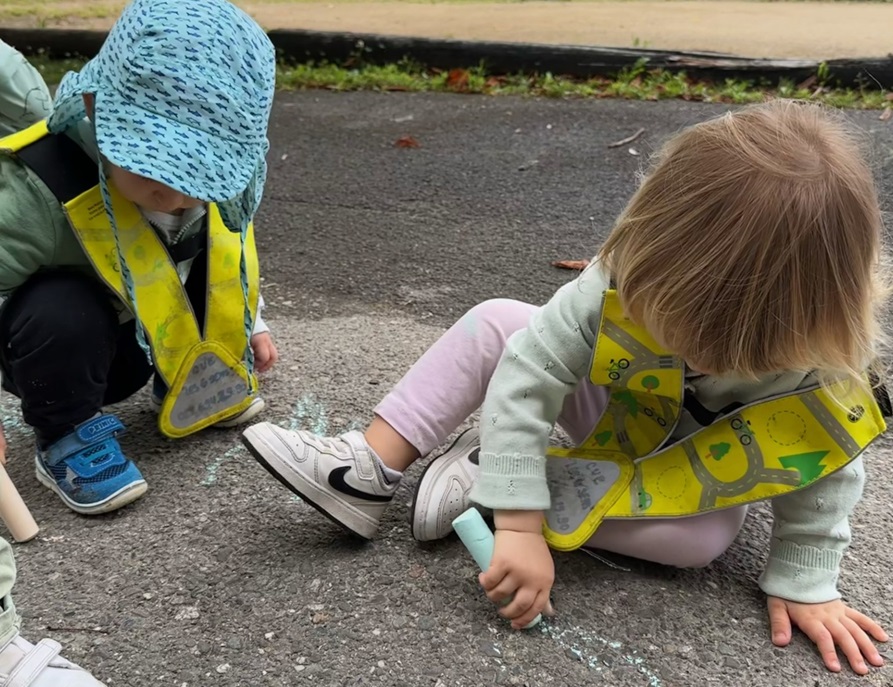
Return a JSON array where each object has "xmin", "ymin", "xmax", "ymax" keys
[
  {"xmin": 251, "ymin": 332, "xmax": 279, "ymax": 373},
  {"xmin": 480, "ymin": 511, "xmax": 554, "ymax": 630},
  {"xmin": 768, "ymin": 596, "xmax": 888, "ymax": 674}
]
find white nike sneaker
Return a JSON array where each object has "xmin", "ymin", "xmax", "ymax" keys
[
  {"xmin": 409, "ymin": 428, "xmax": 490, "ymax": 542},
  {"xmin": 0, "ymin": 633, "xmax": 105, "ymax": 686},
  {"xmin": 241, "ymin": 425, "xmax": 398, "ymax": 539}
]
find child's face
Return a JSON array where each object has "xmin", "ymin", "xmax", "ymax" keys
[
  {"xmin": 82, "ymin": 94, "xmax": 202, "ymax": 215},
  {"xmin": 106, "ymin": 162, "xmax": 203, "ymax": 215}
]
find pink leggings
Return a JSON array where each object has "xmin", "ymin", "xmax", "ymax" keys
[{"xmin": 376, "ymin": 299, "xmax": 748, "ymax": 568}]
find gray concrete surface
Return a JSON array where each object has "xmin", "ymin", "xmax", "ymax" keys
[{"xmin": 3, "ymin": 92, "xmax": 893, "ymax": 687}]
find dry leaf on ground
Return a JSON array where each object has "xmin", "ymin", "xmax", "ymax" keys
[
  {"xmin": 447, "ymin": 68, "xmax": 470, "ymax": 92},
  {"xmin": 551, "ymin": 259, "xmax": 590, "ymax": 270},
  {"xmin": 395, "ymin": 135, "xmax": 421, "ymax": 148}
]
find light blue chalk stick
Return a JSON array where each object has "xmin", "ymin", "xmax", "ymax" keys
[{"xmin": 452, "ymin": 508, "xmax": 543, "ymax": 629}]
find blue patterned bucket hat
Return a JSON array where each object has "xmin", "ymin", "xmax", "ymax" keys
[
  {"xmin": 46, "ymin": 0, "xmax": 275, "ymax": 372},
  {"xmin": 47, "ymin": 0, "xmax": 276, "ymax": 234}
]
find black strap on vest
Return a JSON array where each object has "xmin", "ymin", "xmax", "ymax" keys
[
  {"xmin": 869, "ymin": 371, "xmax": 893, "ymax": 418},
  {"xmin": 17, "ymin": 131, "xmax": 97, "ymax": 204},
  {"xmin": 15, "ymin": 132, "xmax": 206, "ymax": 264}
]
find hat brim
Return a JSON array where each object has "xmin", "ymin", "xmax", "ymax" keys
[{"xmin": 92, "ymin": 91, "xmax": 260, "ymax": 204}]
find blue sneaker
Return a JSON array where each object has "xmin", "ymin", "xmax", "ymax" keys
[{"xmin": 34, "ymin": 415, "xmax": 147, "ymax": 515}]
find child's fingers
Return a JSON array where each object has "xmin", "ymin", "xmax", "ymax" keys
[
  {"xmin": 479, "ymin": 563, "xmax": 509, "ymax": 592},
  {"xmin": 544, "ymin": 600, "xmax": 556, "ymax": 616},
  {"xmin": 511, "ymin": 590, "xmax": 550, "ymax": 630},
  {"xmin": 846, "ymin": 608, "xmax": 889, "ymax": 643},
  {"xmin": 841, "ymin": 617, "xmax": 883, "ymax": 668},
  {"xmin": 254, "ymin": 346, "xmax": 273, "ymax": 373},
  {"xmin": 828, "ymin": 620, "xmax": 867, "ymax": 675},
  {"xmin": 767, "ymin": 598, "xmax": 792, "ymax": 646},
  {"xmin": 483, "ymin": 577, "xmax": 519, "ymax": 605},
  {"xmin": 802, "ymin": 620, "xmax": 841, "ymax": 673},
  {"xmin": 499, "ymin": 587, "xmax": 537, "ymax": 621}
]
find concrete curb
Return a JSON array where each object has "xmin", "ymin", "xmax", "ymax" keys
[{"xmin": 1, "ymin": 27, "xmax": 891, "ymax": 88}]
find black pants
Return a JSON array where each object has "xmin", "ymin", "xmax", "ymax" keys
[{"xmin": 0, "ymin": 258, "xmax": 208, "ymax": 446}]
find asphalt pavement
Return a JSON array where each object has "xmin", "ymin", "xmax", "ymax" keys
[{"xmin": 3, "ymin": 92, "xmax": 893, "ymax": 687}]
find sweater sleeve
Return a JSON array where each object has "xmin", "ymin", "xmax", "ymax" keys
[
  {"xmin": 758, "ymin": 457, "xmax": 865, "ymax": 604},
  {"xmin": 0, "ymin": 41, "xmax": 52, "ymax": 136},
  {"xmin": 0, "ymin": 158, "xmax": 66, "ymax": 294},
  {"xmin": 469, "ymin": 265, "xmax": 609, "ymax": 511},
  {"xmin": 252, "ymin": 293, "xmax": 270, "ymax": 336}
]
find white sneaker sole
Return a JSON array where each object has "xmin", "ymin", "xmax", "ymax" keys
[
  {"xmin": 35, "ymin": 457, "xmax": 148, "ymax": 516},
  {"xmin": 409, "ymin": 428, "xmax": 482, "ymax": 542},
  {"xmin": 149, "ymin": 397, "xmax": 266, "ymax": 428},
  {"xmin": 214, "ymin": 397, "xmax": 266, "ymax": 428},
  {"xmin": 242, "ymin": 424, "xmax": 381, "ymax": 540}
]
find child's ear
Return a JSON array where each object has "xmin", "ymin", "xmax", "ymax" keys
[{"xmin": 82, "ymin": 93, "xmax": 95, "ymax": 119}]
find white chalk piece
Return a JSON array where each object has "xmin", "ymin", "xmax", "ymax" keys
[
  {"xmin": 0, "ymin": 461, "xmax": 38, "ymax": 543},
  {"xmin": 452, "ymin": 508, "xmax": 542, "ymax": 629},
  {"xmin": 0, "ymin": 377, "xmax": 38, "ymax": 543}
]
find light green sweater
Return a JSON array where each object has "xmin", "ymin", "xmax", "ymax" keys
[{"xmin": 470, "ymin": 263, "xmax": 867, "ymax": 604}]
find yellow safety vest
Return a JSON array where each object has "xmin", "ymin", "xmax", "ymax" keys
[
  {"xmin": 542, "ymin": 289, "xmax": 888, "ymax": 551},
  {"xmin": 0, "ymin": 121, "xmax": 260, "ymax": 439}
]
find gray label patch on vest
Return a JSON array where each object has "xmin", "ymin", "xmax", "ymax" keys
[
  {"xmin": 167, "ymin": 352, "xmax": 249, "ymax": 430},
  {"xmin": 545, "ymin": 458, "xmax": 621, "ymax": 535}
]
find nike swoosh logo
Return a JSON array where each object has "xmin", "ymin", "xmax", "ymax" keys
[{"xmin": 328, "ymin": 466, "xmax": 392, "ymax": 503}]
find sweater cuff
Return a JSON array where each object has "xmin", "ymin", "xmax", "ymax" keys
[
  {"xmin": 758, "ymin": 538, "xmax": 842, "ymax": 604},
  {"xmin": 252, "ymin": 294, "xmax": 270, "ymax": 336},
  {"xmin": 252, "ymin": 312, "xmax": 270, "ymax": 336},
  {"xmin": 469, "ymin": 452, "xmax": 551, "ymax": 511}
]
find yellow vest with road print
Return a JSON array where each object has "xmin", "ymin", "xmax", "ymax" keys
[
  {"xmin": 542, "ymin": 289, "xmax": 886, "ymax": 551},
  {"xmin": 0, "ymin": 120, "xmax": 260, "ymax": 439}
]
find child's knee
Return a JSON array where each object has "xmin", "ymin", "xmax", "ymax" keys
[
  {"xmin": 5, "ymin": 273, "xmax": 116, "ymax": 348},
  {"xmin": 463, "ymin": 299, "xmax": 536, "ymax": 340},
  {"xmin": 661, "ymin": 508, "xmax": 748, "ymax": 569},
  {"xmin": 665, "ymin": 540, "xmax": 729, "ymax": 569}
]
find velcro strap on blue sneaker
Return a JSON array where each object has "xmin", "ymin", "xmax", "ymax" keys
[{"xmin": 43, "ymin": 415, "xmax": 127, "ymax": 467}]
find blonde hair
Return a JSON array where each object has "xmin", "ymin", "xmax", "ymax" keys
[{"xmin": 598, "ymin": 100, "xmax": 887, "ymax": 385}]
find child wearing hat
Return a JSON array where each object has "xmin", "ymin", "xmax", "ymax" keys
[
  {"xmin": 0, "ymin": 0, "xmax": 280, "ymax": 518},
  {"xmin": 0, "ymin": 39, "xmax": 109, "ymax": 687}
]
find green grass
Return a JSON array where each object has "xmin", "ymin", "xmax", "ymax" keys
[
  {"xmin": 31, "ymin": 56, "xmax": 86, "ymax": 85},
  {"xmin": 280, "ymin": 59, "xmax": 893, "ymax": 109},
  {"xmin": 28, "ymin": 55, "xmax": 893, "ymax": 111}
]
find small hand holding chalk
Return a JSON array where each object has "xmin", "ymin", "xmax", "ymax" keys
[
  {"xmin": 482, "ymin": 529, "xmax": 555, "ymax": 630},
  {"xmin": 453, "ymin": 508, "xmax": 554, "ymax": 630}
]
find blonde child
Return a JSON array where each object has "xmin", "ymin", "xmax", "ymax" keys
[{"xmin": 243, "ymin": 101, "xmax": 889, "ymax": 675}]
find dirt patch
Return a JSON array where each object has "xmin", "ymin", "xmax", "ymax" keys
[{"xmin": 2, "ymin": 0, "xmax": 890, "ymax": 59}]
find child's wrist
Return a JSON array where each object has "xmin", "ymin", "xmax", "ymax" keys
[{"xmin": 494, "ymin": 509, "xmax": 544, "ymax": 534}]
